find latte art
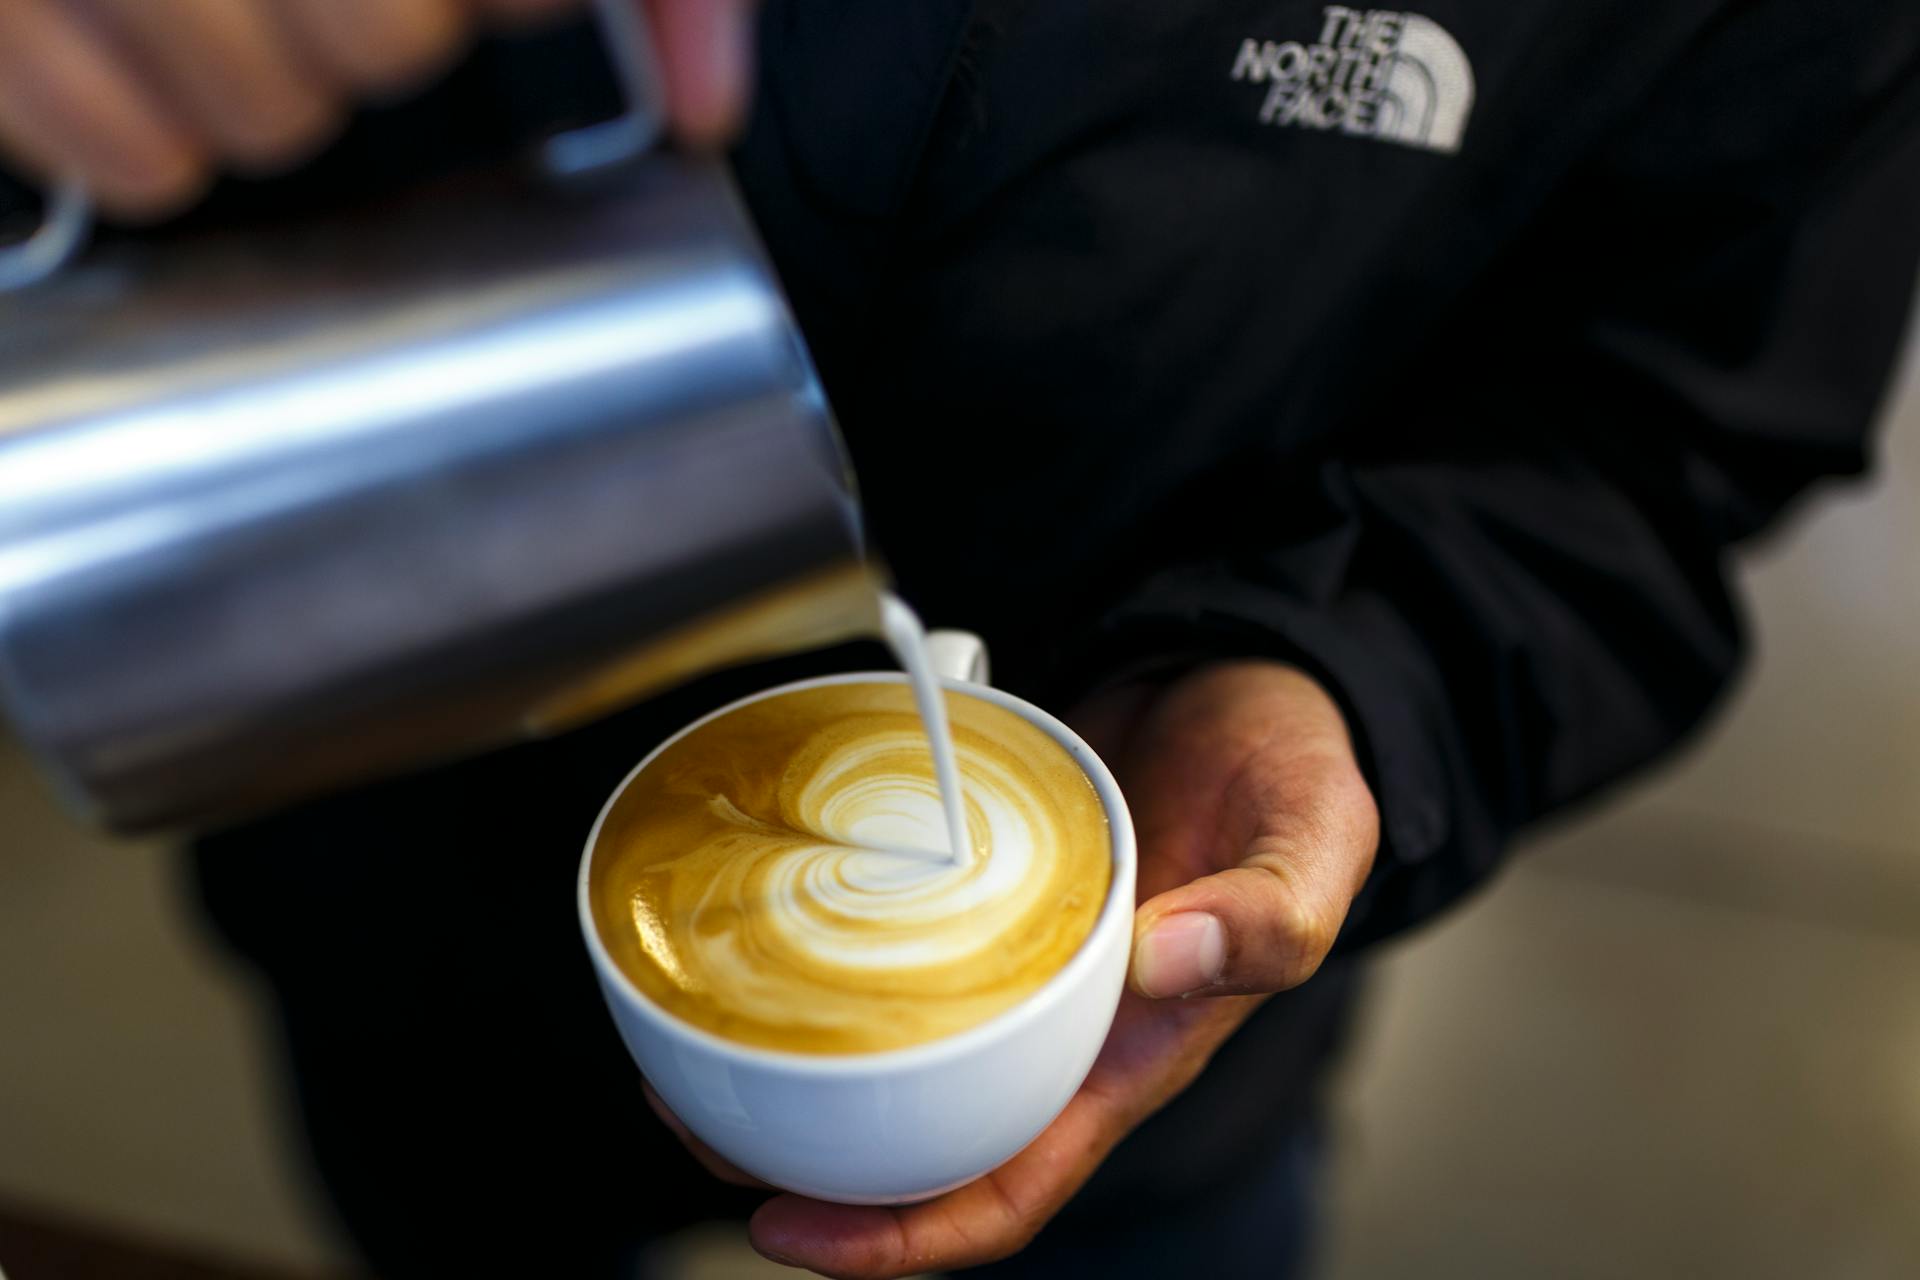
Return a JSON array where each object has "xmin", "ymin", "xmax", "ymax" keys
[{"xmin": 589, "ymin": 682, "xmax": 1111, "ymax": 1053}]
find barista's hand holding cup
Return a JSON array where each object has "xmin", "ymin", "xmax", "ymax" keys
[
  {"xmin": 0, "ymin": 0, "xmax": 760, "ymax": 219},
  {"xmin": 582, "ymin": 640, "xmax": 1383, "ymax": 1277},
  {"xmin": 579, "ymin": 632, "xmax": 1137, "ymax": 1204}
]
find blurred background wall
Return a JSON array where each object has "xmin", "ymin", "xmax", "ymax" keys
[
  {"xmin": 1, "ymin": 316, "xmax": 1916, "ymax": 1277},
  {"xmin": 1319, "ymin": 305, "xmax": 1920, "ymax": 1278}
]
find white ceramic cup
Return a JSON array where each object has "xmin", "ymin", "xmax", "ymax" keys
[{"xmin": 577, "ymin": 634, "xmax": 1136, "ymax": 1204}]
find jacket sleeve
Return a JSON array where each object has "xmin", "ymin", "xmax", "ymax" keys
[{"xmin": 1071, "ymin": 15, "xmax": 1920, "ymax": 950}]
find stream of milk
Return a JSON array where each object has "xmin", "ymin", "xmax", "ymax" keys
[{"xmin": 877, "ymin": 593, "xmax": 973, "ymax": 868}]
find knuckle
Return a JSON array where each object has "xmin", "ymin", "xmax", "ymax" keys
[
  {"xmin": 95, "ymin": 154, "xmax": 210, "ymax": 220},
  {"xmin": 321, "ymin": 4, "xmax": 464, "ymax": 91},
  {"xmin": 220, "ymin": 95, "xmax": 342, "ymax": 170},
  {"xmin": 1289, "ymin": 897, "xmax": 1342, "ymax": 970},
  {"xmin": 330, "ymin": 47, "xmax": 430, "ymax": 95},
  {"xmin": 1239, "ymin": 865, "xmax": 1339, "ymax": 986},
  {"xmin": 938, "ymin": 1178, "xmax": 1046, "ymax": 1268}
]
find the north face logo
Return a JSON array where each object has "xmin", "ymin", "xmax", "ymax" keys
[{"xmin": 1231, "ymin": 7, "xmax": 1475, "ymax": 154}]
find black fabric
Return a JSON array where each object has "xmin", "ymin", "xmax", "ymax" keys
[
  {"xmin": 803, "ymin": 0, "xmax": 1920, "ymax": 946},
  {"xmin": 9, "ymin": 0, "xmax": 1912, "ymax": 1271}
]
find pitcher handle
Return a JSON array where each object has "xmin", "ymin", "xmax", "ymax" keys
[
  {"xmin": 542, "ymin": 0, "xmax": 671, "ymax": 176},
  {"xmin": 926, "ymin": 632, "xmax": 991, "ymax": 686},
  {"xmin": 0, "ymin": 173, "xmax": 90, "ymax": 294}
]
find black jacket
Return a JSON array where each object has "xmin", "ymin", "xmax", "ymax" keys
[{"xmin": 741, "ymin": 0, "xmax": 1920, "ymax": 946}]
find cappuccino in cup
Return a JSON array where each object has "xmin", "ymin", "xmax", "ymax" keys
[
  {"xmin": 578, "ymin": 626, "xmax": 1136, "ymax": 1204},
  {"xmin": 586, "ymin": 681, "xmax": 1111, "ymax": 1053}
]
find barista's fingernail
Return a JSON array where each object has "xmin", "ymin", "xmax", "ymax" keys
[{"xmin": 1133, "ymin": 912, "xmax": 1226, "ymax": 998}]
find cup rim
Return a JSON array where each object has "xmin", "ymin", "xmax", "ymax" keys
[{"xmin": 577, "ymin": 670, "xmax": 1136, "ymax": 1077}]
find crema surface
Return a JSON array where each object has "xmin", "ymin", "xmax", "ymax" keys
[{"xmin": 589, "ymin": 682, "xmax": 1111, "ymax": 1054}]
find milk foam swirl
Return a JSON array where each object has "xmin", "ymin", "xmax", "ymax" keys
[{"xmin": 589, "ymin": 683, "xmax": 1111, "ymax": 1054}]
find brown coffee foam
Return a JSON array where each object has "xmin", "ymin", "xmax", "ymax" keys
[{"xmin": 589, "ymin": 682, "xmax": 1111, "ymax": 1053}]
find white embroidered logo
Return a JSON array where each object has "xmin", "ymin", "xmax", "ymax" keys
[{"xmin": 1231, "ymin": 6, "xmax": 1475, "ymax": 154}]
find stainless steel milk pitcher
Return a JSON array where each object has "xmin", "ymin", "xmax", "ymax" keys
[{"xmin": 0, "ymin": 0, "xmax": 877, "ymax": 833}]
